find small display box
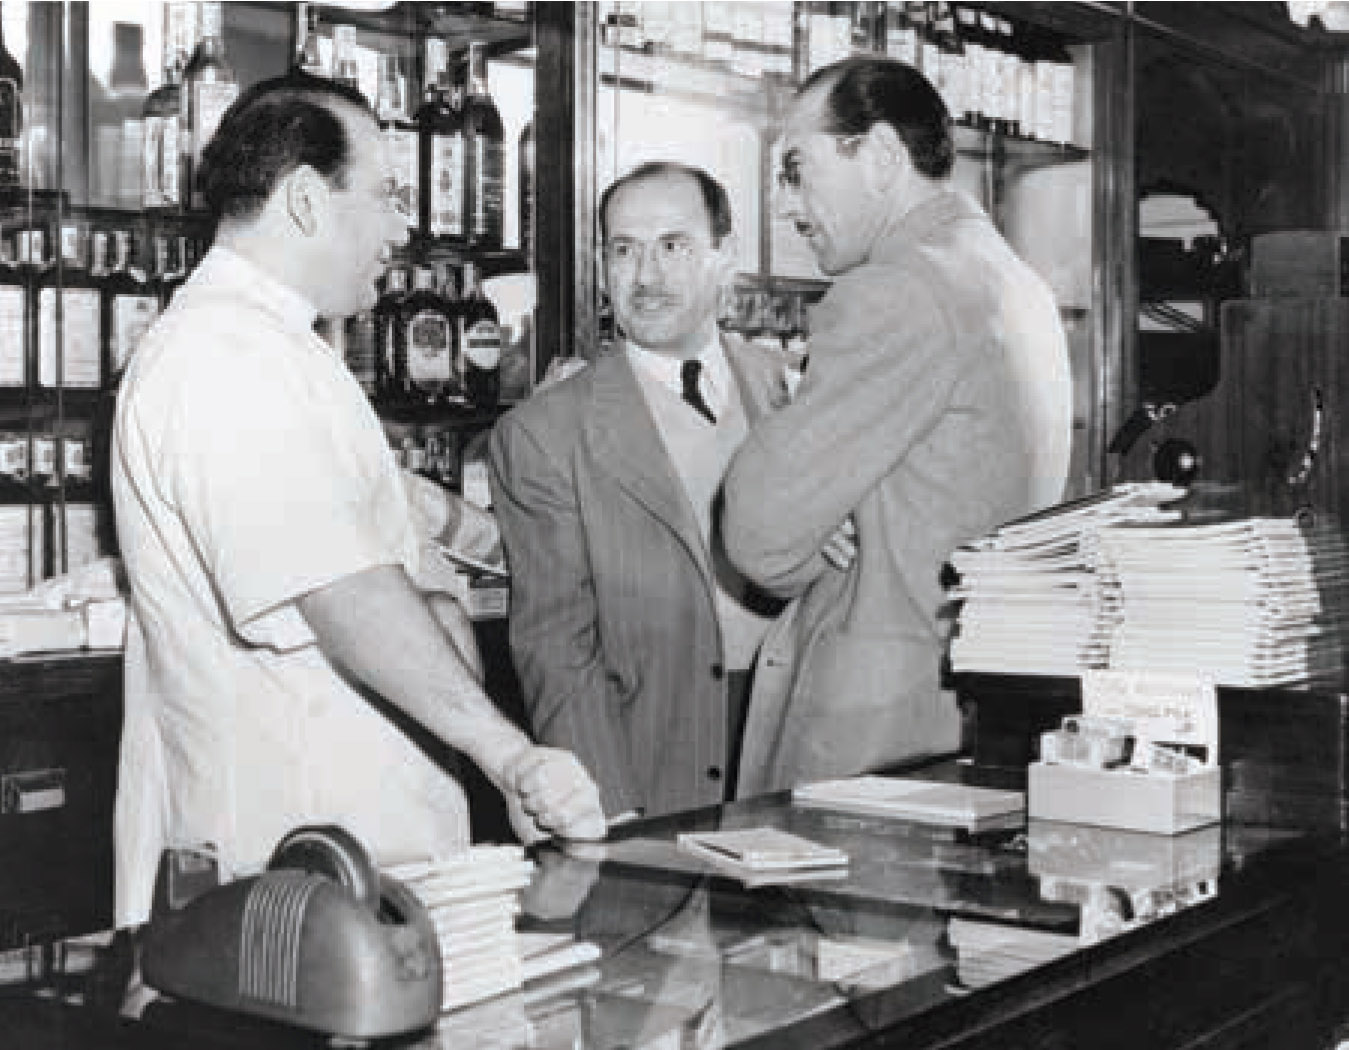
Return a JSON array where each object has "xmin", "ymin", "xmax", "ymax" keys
[{"xmin": 1029, "ymin": 762, "xmax": 1221, "ymax": 835}]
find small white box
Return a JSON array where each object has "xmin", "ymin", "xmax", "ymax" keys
[{"xmin": 1028, "ymin": 761, "xmax": 1221, "ymax": 835}]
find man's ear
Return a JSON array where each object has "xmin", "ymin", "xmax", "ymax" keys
[
  {"xmin": 285, "ymin": 165, "xmax": 327, "ymax": 236},
  {"xmin": 864, "ymin": 121, "xmax": 912, "ymax": 186}
]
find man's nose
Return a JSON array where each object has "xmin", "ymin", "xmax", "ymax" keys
[{"xmin": 633, "ymin": 243, "xmax": 666, "ymax": 283}]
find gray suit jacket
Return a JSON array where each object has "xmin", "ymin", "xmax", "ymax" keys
[
  {"xmin": 724, "ymin": 189, "xmax": 1071, "ymax": 796},
  {"xmin": 489, "ymin": 335, "xmax": 786, "ymax": 818}
]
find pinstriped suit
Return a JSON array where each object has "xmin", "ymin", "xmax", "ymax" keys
[{"xmin": 488, "ymin": 335, "xmax": 786, "ymax": 819}]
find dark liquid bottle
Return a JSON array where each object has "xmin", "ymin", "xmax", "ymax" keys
[
  {"xmin": 462, "ymin": 41, "xmax": 504, "ymax": 250},
  {"xmin": 0, "ymin": 3, "xmax": 23, "ymax": 204},
  {"xmin": 397, "ymin": 264, "xmax": 459, "ymax": 405},
  {"xmin": 142, "ymin": 3, "xmax": 193, "ymax": 210},
  {"xmin": 518, "ymin": 118, "xmax": 533, "ymax": 258},
  {"xmin": 459, "ymin": 262, "xmax": 500, "ymax": 409},
  {"xmin": 375, "ymin": 266, "xmax": 407, "ymax": 404},
  {"xmin": 417, "ymin": 39, "xmax": 465, "ymax": 247}
]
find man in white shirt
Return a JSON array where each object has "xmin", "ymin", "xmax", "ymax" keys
[
  {"xmin": 111, "ymin": 74, "xmax": 603, "ymax": 926},
  {"xmin": 489, "ymin": 162, "xmax": 787, "ymax": 821}
]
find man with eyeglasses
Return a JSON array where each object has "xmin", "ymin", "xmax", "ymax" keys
[
  {"xmin": 489, "ymin": 161, "xmax": 790, "ymax": 822},
  {"xmin": 724, "ymin": 57, "xmax": 1072, "ymax": 795},
  {"xmin": 110, "ymin": 74, "xmax": 605, "ymax": 925}
]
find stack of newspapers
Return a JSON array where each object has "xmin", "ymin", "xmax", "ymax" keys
[
  {"xmin": 1096, "ymin": 518, "xmax": 1349, "ymax": 687},
  {"xmin": 948, "ymin": 483, "xmax": 1186, "ymax": 675},
  {"xmin": 387, "ymin": 846, "xmax": 536, "ymax": 1012}
]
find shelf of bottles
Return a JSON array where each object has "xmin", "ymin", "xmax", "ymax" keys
[
  {"xmin": 0, "ymin": 0, "xmax": 538, "ymax": 591},
  {"xmin": 593, "ymin": 0, "xmax": 1091, "ymax": 355}
]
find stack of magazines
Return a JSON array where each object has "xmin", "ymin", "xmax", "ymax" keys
[
  {"xmin": 1096, "ymin": 518, "xmax": 1349, "ymax": 687},
  {"xmin": 387, "ymin": 846, "xmax": 536, "ymax": 1012},
  {"xmin": 949, "ymin": 483, "xmax": 1186, "ymax": 675}
]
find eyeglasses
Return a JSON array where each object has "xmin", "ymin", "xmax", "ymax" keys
[
  {"xmin": 604, "ymin": 234, "xmax": 701, "ymax": 270},
  {"xmin": 775, "ymin": 134, "xmax": 866, "ymax": 192}
]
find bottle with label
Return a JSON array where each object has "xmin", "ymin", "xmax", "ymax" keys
[
  {"xmin": 184, "ymin": 1, "xmax": 239, "ymax": 210},
  {"xmin": 462, "ymin": 42, "xmax": 504, "ymax": 249},
  {"xmin": 459, "ymin": 262, "xmax": 501, "ymax": 410},
  {"xmin": 0, "ymin": 233, "xmax": 26, "ymax": 388},
  {"xmin": 0, "ymin": 2, "xmax": 23, "ymax": 204},
  {"xmin": 377, "ymin": 54, "xmax": 418, "ymax": 235},
  {"xmin": 397, "ymin": 264, "xmax": 460, "ymax": 405},
  {"xmin": 331, "ymin": 24, "xmax": 361, "ymax": 95},
  {"xmin": 103, "ymin": 229, "xmax": 160, "ymax": 376},
  {"xmin": 293, "ymin": 2, "xmax": 326, "ymax": 77},
  {"xmin": 56, "ymin": 433, "xmax": 101, "ymax": 573},
  {"xmin": 143, "ymin": 3, "xmax": 195, "ymax": 210},
  {"xmin": 344, "ymin": 309, "xmax": 378, "ymax": 396},
  {"xmin": 518, "ymin": 118, "xmax": 533, "ymax": 258},
  {"xmin": 417, "ymin": 39, "xmax": 466, "ymax": 247},
  {"xmin": 39, "ymin": 224, "xmax": 101, "ymax": 390},
  {"xmin": 375, "ymin": 266, "xmax": 408, "ymax": 404},
  {"xmin": 884, "ymin": 2, "xmax": 918, "ymax": 66},
  {"xmin": 953, "ymin": 6, "xmax": 985, "ymax": 130}
]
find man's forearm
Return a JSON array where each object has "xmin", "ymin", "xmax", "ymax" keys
[{"xmin": 298, "ymin": 563, "xmax": 529, "ymax": 790}]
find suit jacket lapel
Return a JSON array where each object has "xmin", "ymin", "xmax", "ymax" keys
[{"xmin": 584, "ymin": 351, "xmax": 715, "ymax": 589}]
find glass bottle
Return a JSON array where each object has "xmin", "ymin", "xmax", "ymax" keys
[
  {"xmin": 38, "ymin": 224, "xmax": 101, "ymax": 390},
  {"xmin": 377, "ymin": 54, "xmax": 417, "ymax": 236},
  {"xmin": 184, "ymin": 1, "xmax": 239, "ymax": 210},
  {"xmin": 884, "ymin": 2, "xmax": 918, "ymax": 66},
  {"xmin": 143, "ymin": 3, "xmax": 194, "ymax": 210},
  {"xmin": 397, "ymin": 264, "xmax": 459, "ymax": 406},
  {"xmin": 0, "ymin": 2, "xmax": 23, "ymax": 204},
  {"xmin": 375, "ymin": 266, "xmax": 408, "ymax": 404},
  {"xmin": 459, "ymin": 262, "xmax": 500, "ymax": 410},
  {"xmin": 417, "ymin": 39, "xmax": 465, "ymax": 247},
  {"xmin": 332, "ymin": 24, "xmax": 361, "ymax": 95},
  {"xmin": 103, "ymin": 229, "xmax": 159, "ymax": 377},
  {"xmin": 462, "ymin": 41, "xmax": 504, "ymax": 250},
  {"xmin": 518, "ymin": 118, "xmax": 533, "ymax": 258},
  {"xmin": 293, "ymin": 2, "xmax": 326, "ymax": 77}
]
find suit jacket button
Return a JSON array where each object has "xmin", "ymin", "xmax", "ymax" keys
[
  {"xmin": 711, "ymin": 664, "xmax": 725, "ymax": 680},
  {"xmin": 707, "ymin": 766, "xmax": 723, "ymax": 781}
]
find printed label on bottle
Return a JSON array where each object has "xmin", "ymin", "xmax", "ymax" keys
[
  {"xmin": 463, "ymin": 318, "xmax": 501, "ymax": 368},
  {"xmin": 470, "ymin": 139, "xmax": 504, "ymax": 241},
  {"xmin": 192, "ymin": 80, "xmax": 239, "ymax": 161},
  {"xmin": 0, "ymin": 78, "xmax": 20, "ymax": 191},
  {"xmin": 0, "ymin": 286, "xmax": 25, "ymax": 386},
  {"xmin": 142, "ymin": 115, "xmax": 164, "ymax": 206},
  {"xmin": 31, "ymin": 435, "xmax": 55, "ymax": 477},
  {"xmin": 111, "ymin": 294, "xmax": 160, "ymax": 372},
  {"xmin": 63, "ymin": 437, "xmax": 90, "ymax": 482},
  {"xmin": 406, "ymin": 309, "xmax": 454, "ymax": 389},
  {"xmin": 429, "ymin": 133, "xmax": 465, "ymax": 237},
  {"xmin": 0, "ymin": 435, "xmax": 26, "ymax": 477},
  {"xmin": 385, "ymin": 126, "xmax": 418, "ymax": 229},
  {"xmin": 39, "ymin": 288, "xmax": 101, "ymax": 388},
  {"xmin": 161, "ymin": 114, "xmax": 183, "ymax": 205}
]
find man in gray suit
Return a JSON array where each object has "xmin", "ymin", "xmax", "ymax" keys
[
  {"xmin": 723, "ymin": 57, "xmax": 1073, "ymax": 795},
  {"xmin": 489, "ymin": 162, "xmax": 787, "ymax": 821}
]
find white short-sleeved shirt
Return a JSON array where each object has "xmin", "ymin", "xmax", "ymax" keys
[{"xmin": 112, "ymin": 247, "xmax": 469, "ymax": 926}]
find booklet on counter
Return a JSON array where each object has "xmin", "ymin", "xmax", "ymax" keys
[
  {"xmin": 675, "ymin": 827, "xmax": 849, "ymax": 884},
  {"xmin": 792, "ymin": 776, "xmax": 1026, "ymax": 831}
]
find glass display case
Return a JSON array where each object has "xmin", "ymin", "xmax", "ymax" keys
[
  {"xmin": 0, "ymin": 0, "xmax": 563, "ymax": 589},
  {"xmin": 577, "ymin": 1, "xmax": 1126, "ymax": 501}
]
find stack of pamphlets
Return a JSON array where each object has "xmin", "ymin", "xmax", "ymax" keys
[
  {"xmin": 949, "ymin": 483, "xmax": 1185, "ymax": 675},
  {"xmin": 1096, "ymin": 518, "xmax": 1349, "ymax": 686},
  {"xmin": 386, "ymin": 846, "xmax": 535, "ymax": 1012},
  {"xmin": 792, "ymin": 776, "xmax": 1025, "ymax": 832},
  {"xmin": 946, "ymin": 916, "xmax": 1078, "ymax": 989},
  {"xmin": 675, "ymin": 827, "xmax": 849, "ymax": 886}
]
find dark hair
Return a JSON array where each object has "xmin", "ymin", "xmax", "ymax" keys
[
  {"xmin": 599, "ymin": 161, "xmax": 733, "ymax": 245},
  {"xmin": 801, "ymin": 57, "xmax": 954, "ymax": 179},
  {"xmin": 197, "ymin": 72, "xmax": 374, "ymax": 222}
]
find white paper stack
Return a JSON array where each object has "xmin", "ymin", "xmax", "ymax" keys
[
  {"xmin": 946, "ymin": 916, "xmax": 1078, "ymax": 989},
  {"xmin": 1097, "ymin": 518, "xmax": 1349, "ymax": 687},
  {"xmin": 949, "ymin": 484, "xmax": 1186, "ymax": 675},
  {"xmin": 387, "ymin": 846, "xmax": 536, "ymax": 1013}
]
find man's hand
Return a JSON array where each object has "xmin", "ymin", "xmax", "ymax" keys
[
  {"xmin": 503, "ymin": 746, "xmax": 606, "ymax": 845},
  {"xmin": 822, "ymin": 515, "xmax": 858, "ymax": 571}
]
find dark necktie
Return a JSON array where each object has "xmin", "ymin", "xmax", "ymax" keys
[{"xmin": 681, "ymin": 359, "xmax": 716, "ymax": 425}]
